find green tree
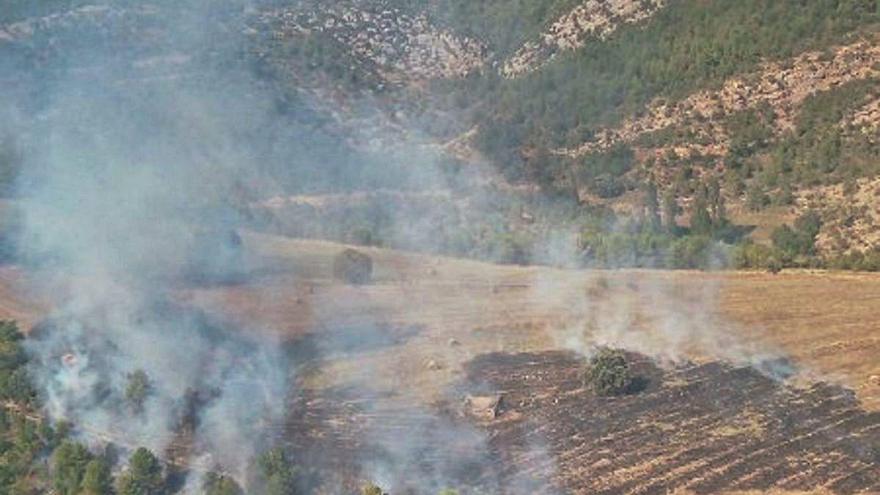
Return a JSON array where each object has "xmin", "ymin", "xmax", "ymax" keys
[
  {"xmin": 771, "ymin": 211, "xmax": 821, "ymax": 261},
  {"xmin": 203, "ymin": 471, "xmax": 243, "ymax": 495},
  {"xmin": 643, "ymin": 182, "xmax": 661, "ymax": 231},
  {"xmin": 746, "ymin": 182, "xmax": 769, "ymax": 212},
  {"xmin": 584, "ymin": 348, "xmax": 634, "ymax": 396},
  {"xmin": 116, "ymin": 448, "xmax": 164, "ymax": 495},
  {"xmin": 125, "ymin": 370, "xmax": 151, "ymax": 414},
  {"xmin": 258, "ymin": 448, "xmax": 298, "ymax": 495},
  {"xmin": 0, "ymin": 320, "xmax": 27, "ymax": 386},
  {"xmin": 690, "ymin": 194, "xmax": 713, "ymax": 236},
  {"xmin": 706, "ymin": 177, "xmax": 727, "ymax": 225},
  {"xmin": 80, "ymin": 459, "xmax": 114, "ymax": 495},
  {"xmin": 662, "ymin": 189, "xmax": 681, "ymax": 234},
  {"xmin": 51, "ymin": 441, "xmax": 93, "ymax": 495}
]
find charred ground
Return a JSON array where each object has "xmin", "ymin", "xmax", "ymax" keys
[
  {"xmin": 465, "ymin": 351, "xmax": 880, "ymax": 494},
  {"xmin": 262, "ymin": 345, "xmax": 880, "ymax": 493}
]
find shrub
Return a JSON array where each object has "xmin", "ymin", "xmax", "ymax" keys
[
  {"xmin": 362, "ymin": 483, "xmax": 384, "ymax": 495},
  {"xmin": 589, "ymin": 174, "xmax": 626, "ymax": 199},
  {"xmin": 731, "ymin": 242, "xmax": 782, "ymax": 271},
  {"xmin": 584, "ymin": 348, "xmax": 634, "ymax": 396},
  {"xmin": 667, "ymin": 235, "xmax": 713, "ymax": 270},
  {"xmin": 766, "ymin": 257, "xmax": 784, "ymax": 274}
]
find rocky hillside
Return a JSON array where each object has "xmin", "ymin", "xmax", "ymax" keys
[
  {"xmin": 256, "ymin": 1, "xmax": 486, "ymax": 87},
  {"xmin": 562, "ymin": 39, "xmax": 880, "ymax": 163},
  {"xmin": 2, "ymin": 0, "xmax": 880, "ymax": 268},
  {"xmin": 502, "ymin": 0, "xmax": 665, "ymax": 77}
]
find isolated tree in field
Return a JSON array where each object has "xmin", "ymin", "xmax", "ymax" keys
[
  {"xmin": 125, "ymin": 370, "xmax": 151, "ymax": 414},
  {"xmin": 52, "ymin": 441, "xmax": 93, "ymax": 495},
  {"xmin": 203, "ymin": 471, "xmax": 243, "ymax": 495},
  {"xmin": 116, "ymin": 448, "xmax": 164, "ymax": 495},
  {"xmin": 80, "ymin": 458, "xmax": 114, "ymax": 495},
  {"xmin": 584, "ymin": 348, "xmax": 633, "ymax": 396}
]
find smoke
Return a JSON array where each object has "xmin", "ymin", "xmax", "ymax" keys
[
  {"xmin": 545, "ymin": 268, "xmax": 791, "ymax": 378},
  {"xmin": 3, "ymin": 0, "xmax": 295, "ymax": 485}
]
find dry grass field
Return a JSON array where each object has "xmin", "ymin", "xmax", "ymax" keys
[{"xmin": 182, "ymin": 232, "xmax": 880, "ymax": 411}]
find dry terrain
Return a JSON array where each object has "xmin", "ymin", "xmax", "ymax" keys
[
  {"xmin": 1, "ymin": 233, "xmax": 878, "ymax": 492},
  {"xmin": 182, "ymin": 233, "xmax": 880, "ymax": 408}
]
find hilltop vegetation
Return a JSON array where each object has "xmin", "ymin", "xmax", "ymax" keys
[
  {"xmin": 436, "ymin": 0, "xmax": 877, "ymax": 174},
  {"xmin": 3, "ymin": 0, "xmax": 880, "ymax": 268}
]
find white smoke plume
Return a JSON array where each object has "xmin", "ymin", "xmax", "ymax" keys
[{"xmin": 2, "ymin": 0, "xmax": 293, "ymax": 485}]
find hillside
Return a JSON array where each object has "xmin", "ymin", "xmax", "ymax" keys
[
  {"xmin": 2, "ymin": 2, "xmax": 880, "ymax": 493},
  {"xmin": 1, "ymin": 0, "xmax": 880, "ymax": 272},
  {"xmin": 254, "ymin": 0, "xmax": 880, "ymax": 268}
]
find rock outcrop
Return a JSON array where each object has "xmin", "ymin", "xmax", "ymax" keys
[
  {"xmin": 502, "ymin": 0, "xmax": 665, "ymax": 78},
  {"xmin": 257, "ymin": 2, "xmax": 486, "ymax": 86}
]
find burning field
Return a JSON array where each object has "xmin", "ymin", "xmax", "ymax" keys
[{"xmin": 171, "ymin": 235, "xmax": 880, "ymax": 493}]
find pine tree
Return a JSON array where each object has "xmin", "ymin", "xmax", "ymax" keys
[
  {"xmin": 80, "ymin": 459, "xmax": 113, "ymax": 495},
  {"xmin": 662, "ymin": 189, "xmax": 681, "ymax": 234},
  {"xmin": 52, "ymin": 441, "xmax": 92, "ymax": 495},
  {"xmin": 690, "ymin": 185, "xmax": 713, "ymax": 236},
  {"xmin": 125, "ymin": 370, "xmax": 151, "ymax": 415},
  {"xmin": 116, "ymin": 448, "xmax": 164, "ymax": 495},
  {"xmin": 706, "ymin": 178, "xmax": 722, "ymax": 221}
]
